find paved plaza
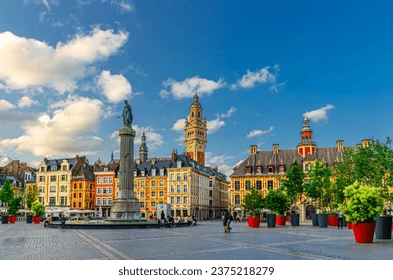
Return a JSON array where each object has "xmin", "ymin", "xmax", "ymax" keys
[{"xmin": 0, "ymin": 220, "xmax": 392, "ymax": 260}]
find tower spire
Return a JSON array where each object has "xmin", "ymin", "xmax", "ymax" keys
[
  {"xmin": 184, "ymin": 92, "xmax": 207, "ymax": 165},
  {"xmin": 139, "ymin": 130, "xmax": 148, "ymax": 163}
]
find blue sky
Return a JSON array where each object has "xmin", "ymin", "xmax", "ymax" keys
[{"xmin": 1, "ymin": 0, "xmax": 393, "ymax": 177}]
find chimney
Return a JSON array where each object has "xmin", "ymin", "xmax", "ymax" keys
[
  {"xmin": 75, "ymin": 155, "xmax": 79, "ymax": 162},
  {"xmin": 136, "ymin": 158, "xmax": 141, "ymax": 165},
  {"xmin": 43, "ymin": 157, "xmax": 48, "ymax": 163},
  {"xmin": 151, "ymin": 157, "xmax": 156, "ymax": 165},
  {"xmin": 171, "ymin": 150, "xmax": 177, "ymax": 162},
  {"xmin": 273, "ymin": 144, "xmax": 279, "ymax": 154},
  {"xmin": 250, "ymin": 145, "xmax": 257, "ymax": 155},
  {"xmin": 336, "ymin": 140, "xmax": 344, "ymax": 151},
  {"xmin": 361, "ymin": 139, "xmax": 370, "ymax": 147}
]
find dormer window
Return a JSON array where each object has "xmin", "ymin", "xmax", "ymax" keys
[
  {"xmin": 160, "ymin": 169, "xmax": 164, "ymax": 176},
  {"xmin": 141, "ymin": 170, "xmax": 145, "ymax": 176},
  {"xmin": 177, "ymin": 161, "xmax": 182, "ymax": 168},
  {"xmin": 51, "ymin": 166, "xmax": 57, "ymax": 171},
  {"xmin": 152, "ymin": 169, "xmax": 156, "ymax": 176},
  {"xmin": 278, "ymin": 165, "xmax": 285, "ymax": 174},
  {"xmin": 256, "ymin": 166, "xmax": 262, "ymax": 174},
  {"xmin": 134, "ymin": 171, "xmax": 137, "ymax": 177},
  {"xmin": 268, "ymin": 165, "xmax": 274, "ymax": 174},
  {"xmin": 245, "ymin": 166, "xmax": 252, "ymax": 174}
]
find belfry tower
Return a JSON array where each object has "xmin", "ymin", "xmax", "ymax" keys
[
  {"xmin": 184, "ymin": 93, "xmax": 208, "ymax": 165},
  {"xmin": 139, "ymin": 131, "xmax": 148, "ymax": 163},
  {"xmin": 297, "ymin": 115, "xmax": 317, "ymax": 157}
]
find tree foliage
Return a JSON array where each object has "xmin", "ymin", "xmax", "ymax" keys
[
  {"xmin": 282, "ymin": 160, "xmax": 305, "ymax": 211},
  {"xmin": 24, "ymin": 185, "xmax": 38, "ymax": 210},
  {"xmin": 264, "ymin": 188, "xmax": 291, "ymax": 216},
  {"xmin": 241, "ymin": 187, "xmax": 264, "ymax": 217},
  {"xmin": 339, "ymin": 181, "xmax": 384, "ymax": 224},
  {"xmin": 0, "ymin": 179, "xmax": 15, "ymax": 207},
  {"xmin": 7, "ymin": 196, "xmax": 22, "ymax": 217},
  {"xmin": 305, "ymin": 160, "xmax": 332, "ymax": 212},
  {"xmin": 31, "ymin": 201, "xmax": 46, "ymax": 217}
]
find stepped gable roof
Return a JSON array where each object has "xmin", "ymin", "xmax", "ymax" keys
[{"xmin": 230, "ymin": 146, "xmax": 355, "ymax": 177}]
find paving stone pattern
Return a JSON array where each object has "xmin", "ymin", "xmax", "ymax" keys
[{"xmin": 0, "ymin": 221, "xmax": 392, "ymax": 260}]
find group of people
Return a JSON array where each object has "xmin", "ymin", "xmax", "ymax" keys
[
  {"xmin": 158, "ymin": 210, "xmax": 196, "ymax": 228},
  {"xmin": 42, "ymin": 213, "xmax": 67, "ymax": 229}
]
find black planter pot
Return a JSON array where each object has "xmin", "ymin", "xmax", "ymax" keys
[
  {"xmin": 376, "ymin": 216, "xmax": 392, "ymax": 239},
  {"xmin": 26, "ymin": 215, "xmax": 33, "ymax": 224},
  {"xmin": 318, "ymin": 214, "xmax": 328, "ymax": 228},
  {"xmin": 290, "ymin": 213, "xmax": 300, "ymax": 226},
  {"xmin": 1, "ymin": 215, "xmax": 9, "ymax": 224},
  {"xmin": 266, "ymin": 214, "xmax": 276, "ymax": 227},
  {"xmin": 311, "ymin": 214, "xmax": 319, "ymax": 226}
]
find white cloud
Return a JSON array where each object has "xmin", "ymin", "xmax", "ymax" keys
[
  {"xmin": 304, "ymin": 104, "xmax": 335, "ymax": 123},
  {"xmin": 205, "ymin": 152, "xmax": 234, "ymax": 178},
  {"xmin": 0, "ymin": 95, "xmax": 105, "ymax": 157},
  {"xmin": 247, "ymin": 126, "xmax": 274, "ymax": 138},
  {"xmin": 0, "ymin": 99, "xmax": 15, "ymax": 110},
  {"xmin": 18, "ymin": 96, "xmax": 39, "ymax": 108},
  {"xmin": 231, "ymin": 64, "xmax": 281, "ymax": 90},
  {"xmin": 207, "ymin": 118, "xmax": 225, "ymax": 134},
  {"xmin": 29, "ymin": 160, "xmax": 42, "ymax": 168},
  {"xmin": 96, "ymin": 70, "xmax": 132, "ymax": 103},
  {"xmin": 220, "ymin": 107, "xmax": 237, "ymax": 118},
  {"xmin": 160, "ymin": 76, "xmax": 225, "ymax": 99},
  {"xmin": 0, "ymin": 28, "xmax": 128, "ymax": 93},
  {"xmin": 119, "ymin": 1, "xmax": 133, "ymax": 13},
  {"xmin": 172, "ymin": 118, "xmax": 186, "ymax": 132}
]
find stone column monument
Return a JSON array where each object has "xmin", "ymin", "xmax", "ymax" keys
[{"xmin": 111, "ymin": 100, "xmax": 140, "ymax": 220}]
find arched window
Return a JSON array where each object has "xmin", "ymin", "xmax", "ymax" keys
[{"xmin": 198, "ymin": 112, "xmax": 200, "ymax": 118}]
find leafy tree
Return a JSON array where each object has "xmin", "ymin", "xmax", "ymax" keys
[
  {"xmin": 264, "ymin": 188, "xmax": 291, "ymax": 216},
  {"xmin": 241, "ymin": 187, "xmax": 264, "ymax": 217},
  {"xmin": 305, "ymin": 160, "xmax": 332, "ymax": 212},
  {"xmin": 24, "ymin": 185, "xmax": 38, "ymax": 210},
  {"xmin": 7, "ymin": 196, "xmax": 22, "ymax": 217},
  {"xmin": 331, "ymin": 148, "xmax": 356, "ymax": 208},
  {"xmin": 0, "ymin": 179, "xmax": 15, "ymax": 212},
  {"xmin": 339, "ymin": 181, "xmax": 384, "ymax": 224},
  {"xmin": 352, "ymin": 138, "xmax": 393, "ymax": 203},
  {"xmin": 31, "ymin": 201, "xmax": 46, "ymax": 217},
  {"xmin": 282, "ymin": 160, "xmax": 305, "ymax": 213}
]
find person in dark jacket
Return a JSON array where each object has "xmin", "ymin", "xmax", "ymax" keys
[{"xmin": 223, "ymin": 211, "xmax": 230, "ymax": 233}]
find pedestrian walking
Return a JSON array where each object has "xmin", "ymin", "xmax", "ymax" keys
[
  {"xmin": 223, "ymin": 210, "xmax": 230, "ymax": 233},
  {"xmin": 337, "ymin": 211, "xmax": 343, "ymax": 229},
  {"xmin": 228, "ymin": 212, "xmax": 234, "ymax": 232}
]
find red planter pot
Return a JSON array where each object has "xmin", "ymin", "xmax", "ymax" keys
[
  {"xmin": 247, "ymin": 216, "xmax": 261, "ymax": 228},
  {"xmin": 286, "ymin": 216, "xmax": 290, "ymax": 222},
  {"xmin": 352, "ymin": 222, "xmax": 376, "ymax": 243},
  {"xmin": 348, "ymin": 222, "xmax": 353, "ymax": 229},
  {"xmin": 328, "ymin": 216, "xmax": 338, "ymax": 226},
  {"xmin": 8, "ymin": 216, "xmax": 17, "ymax": 224},
  {"xmin": 33, "ymin": 216, "xmax": 41, "ymax": 224},
  {"xmin": 276, "ymin": 216, "xmax": 286, "ymax": 226}
]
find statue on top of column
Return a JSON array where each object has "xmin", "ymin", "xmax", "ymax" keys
[{"xmin": 119, "ymin": 100, "xmax": 133, "ymax": 127}]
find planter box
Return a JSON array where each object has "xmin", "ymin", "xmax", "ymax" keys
[
  {"xmin": 266, "ymin": 214, "xmax": 276, "ymax": 227},
  {"xmin": 1, "ymin": 215, "xmax": 8, "ymax": 224},
  {"xmin": 353, "ymin": 222, "xmax": 376, "ymax": 243},
  {"xmin": 376, "ymin": 216, "xmax": 392, "ymax": 239},
  {"xmin": 276, "ymin": 216, "xmax": 286, "ymax": 226},
  {"xmin": 33, "ymin": 216, "xmax": 41, "ymax": 224},
  {"xmin": 311, "ymin": 214, "xmax": 318, "ymax": 226},
  {"xmin": 290, "ymin": 213, "xmax": 300, "ymax": 226},
  {"xmin": 328, "ymin": 216, "xmax": 338, "ymax": 226},
  {"xmin": 8, "ymin": 216, "xmax": 16, "ymax": 224},
  {"xmin": 247, "ymin": 216, "xmax": 260, "ymax": 228},
  {"xmin": 318, "ymin": 214, "xmax": 328, "ymax": 228}
]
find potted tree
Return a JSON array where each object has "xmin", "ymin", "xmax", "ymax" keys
[
  {"xmin": 0, "ymin": 179, "xmax": 15, "ymax": 224},
  {"xmin": 7, "ymin": 196, "xmax": 22, "ymax": 223},
  {"xmin": 24, "ymin": 185, "xmax": 38, "ymax": 224},
  {"xmin": 282, "ymin": 160, "xmax": 305, "ymax": 226},
  {"xmin": 265, "ymin": 188, "xmax": 291, "ymax": 227},
  {"xmin": 306, "ymin": 161, "xmax": 332, "ymax": 228},
  {"xmin": 241, "ymin": 187, "xmax": 264, "ymax": 228},
  {"xmin": 339, "ymin": 181, "xmax": 384, "ymax": 243},
  {"xmin": 31, "ymin": 201, "xmax": 45, "ymax": 224}
]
